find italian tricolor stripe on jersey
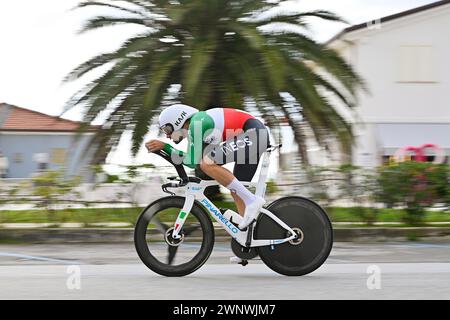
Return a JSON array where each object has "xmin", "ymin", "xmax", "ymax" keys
[
  {"xmin": 221, "ymin": 108, "xmax": 253, "ymax": 140},
  {"xmin": 163, "ymin": 107, "xmax": 256, "ymax": 169},
  {"xmin": 204, "ymin": 108, "xmax": 254, "ymax": 141}
]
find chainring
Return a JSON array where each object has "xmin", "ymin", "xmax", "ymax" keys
[{"xmin": 231, "ymin": 238, "xmax": 259, "ymax": 260}]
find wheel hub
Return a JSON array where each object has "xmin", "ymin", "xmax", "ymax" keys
[
  {"xmin": 289, "ymin": 227, "xmax": 304, "ymax": 245},
  {"xmin": 165, "ymin": 227, "xmax": 184, "ymax": 246}
]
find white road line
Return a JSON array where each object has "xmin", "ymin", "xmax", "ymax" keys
[{"xmin": 0, "ymin": 252, "xmax": 80, "ymax": 264}]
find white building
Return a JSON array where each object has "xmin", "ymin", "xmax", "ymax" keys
[{"xmin": 327, "ymin": 0, "xmax": 450, "ymax": 167}]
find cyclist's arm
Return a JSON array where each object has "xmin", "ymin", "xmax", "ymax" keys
[
  {"xmin": 163, "ymin": 144, "xmax": 185, "ymax": 158},
  {"xmin": 162, "ymin": 143, "xmax": 197, "ymax": 168}
]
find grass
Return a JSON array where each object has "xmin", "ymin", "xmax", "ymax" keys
[
  {"xmin": 0, "ymin": 201, "xmax": 236, "ymax": 225},
  {"xmin": 0, "ymin": 238, "xmax": 25, "ymax": 244},
  {"xmin": 0, "ymin": 202, "xmax": 448, "ymax": 227},
  {"xmin": 327, "ymin": 207, "xmax": 450, "ymax": 223},
  {"xmin": 0, "ymin": 207, "xmax": 142, "ymax": 224}
]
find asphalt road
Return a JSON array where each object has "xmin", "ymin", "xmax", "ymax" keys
[{"xmin": 1, "ymin": 242, "xmax": 449, "ymax": 300}]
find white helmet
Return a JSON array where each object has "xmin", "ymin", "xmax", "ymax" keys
[{"xmin": 158, "ymin": 104, "xmax": 198, "ymax": 140}]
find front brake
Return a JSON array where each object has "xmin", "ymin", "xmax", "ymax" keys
[{"xmin": 161, "ymin": 182, "xmax": 178, "ymax": 196}]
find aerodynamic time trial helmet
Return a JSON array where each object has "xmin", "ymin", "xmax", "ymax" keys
[{"xmin": 158, "ymin": 104, "xmax": 198, "ymax": 136}]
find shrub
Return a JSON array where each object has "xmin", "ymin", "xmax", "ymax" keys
[
  {"xmin": 31, "ymin": 170, "xmax": 82, "ymax": 222},
  {"xmin": 376, "ymin": 162, "xmax": 449, "ymax": 225}
]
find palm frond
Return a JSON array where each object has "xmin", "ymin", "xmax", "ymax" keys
[
  {"xmin": 65, "ymin": 0, "xmax": 366, "ymax": 166},
  {"xmin": 131, "ymin": 48, "xmax": 181, "ymax": 154},
  {"xmin": 78, "ymin": 16, "xmax": 156, "ymax": 34},
  {"xmin": 75, "ymin": 1, "xmax": 146, "ymax": 16},
  {"xmin": 63, "ymin": 34, "xmax": 156, "ymax": 82},
  {"xmin": 181, "ymin": 34, "xmax": 217, "ymax": 102}
]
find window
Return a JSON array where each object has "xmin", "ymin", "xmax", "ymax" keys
[
  {"xmin": 51, "ymin": 148, "xmax": 67, "ymax": 165},
  {"xmin": 398, "ymin": 45, "xmax": 436, "ymax": 83},
  {"xmin": 13, "ymin": 153, "xmax": 23, "ymax": 163}
]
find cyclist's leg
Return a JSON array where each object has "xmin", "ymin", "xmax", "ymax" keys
[
  {"xmin": 200, "ymin": 149, "xmax": 260, "ymax": 215},
  {"xmin": 230, "ymin": 193, "xmax": 245, "ymax": 216},
  {"xmin": 201, "ymin": 119, "xmax": 269, "ymax": 228},
  {"xmin": 198, "ymin": 160, "xmax": 254, "ymax": 217},
  {"xmin": 199, "ymin": 155, "xmax": 234, "ymax": 186},
  {"xmin": 200, "ymin": 158, "xmax": 261, "ymax": 221},
  {"xmin": 199, "ymin": 156, "xmax": 257, "ymax": 204},
  {"xmin": 232, "ymin": 163, "xmax": 259, "ymax": 216}
]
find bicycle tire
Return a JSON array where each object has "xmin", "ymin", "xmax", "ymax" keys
[
  {"xmin": 134, "ymin": 196, "xmax": 214, "ymax": 277},
  {"xmin": 255, "ymin": 197, "xmax": 333, "ymax": 276}
]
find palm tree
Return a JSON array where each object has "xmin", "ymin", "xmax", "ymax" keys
[{"xmin": 64, "ymin": 0, "xmax": 364, "ymax": 167}]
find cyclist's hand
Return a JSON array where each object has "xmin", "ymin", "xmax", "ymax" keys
[{"xmin": 145, "ymin": 139, "xmax": 165, "ymax": 152}]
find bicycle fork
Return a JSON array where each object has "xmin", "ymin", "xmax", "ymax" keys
[{"xmin": 171, "ymin": 194, "xmax": 195, "ymax": 239}]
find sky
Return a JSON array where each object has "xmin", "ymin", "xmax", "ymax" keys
[{"xmin": 0, "ymin": 0, "xmax": 436, "ymax": 166}]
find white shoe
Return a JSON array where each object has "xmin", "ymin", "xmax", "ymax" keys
[
  {"xmin": 238, "ymin": 197, "xmax": 266, "ymax": 230},
  {"xmin": 229, "ymin": 256, "xmax": 243, "ymax": 264}
]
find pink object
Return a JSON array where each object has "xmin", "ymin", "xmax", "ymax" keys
[
  {"xmin": 418, "ymin": 144, "xmax": 445, "ymax": 164},
  {"xmin": 395, "ymin": 146, "xmax": 423, "ymax": 162},
  {"xmin": 394, "ymin": 144, "xmax": 445, "ymax": 164}
]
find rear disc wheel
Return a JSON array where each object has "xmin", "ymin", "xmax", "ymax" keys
[{"xmin": 255, "ymin": 197, "xmax": 333, "ymax": 276}]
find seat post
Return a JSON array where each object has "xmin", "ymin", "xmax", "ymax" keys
[{"xmin": 255, "ymin": 151, "xmax": 271, "ymax": 198}]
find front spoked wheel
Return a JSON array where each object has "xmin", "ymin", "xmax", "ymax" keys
[
  {"xmin": 255, "ymin": 197, "xmax": 333, "ymax": 276},
  {"xmin": 134, "ymin": 196, "xmax": 214, "ymax": 277}
]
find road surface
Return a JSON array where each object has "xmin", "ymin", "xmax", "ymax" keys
[{"xmin": 0, "ymin": 242, "xmax": 449, "ymax": 299}]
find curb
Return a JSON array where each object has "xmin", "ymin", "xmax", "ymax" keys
[
  {"xmin": 332, "ymin": 227, "xmax": 450, "ymax": 242},
  {"xmin": 1, "ymin": 227, "xmax": 450, "ymax": 244}
]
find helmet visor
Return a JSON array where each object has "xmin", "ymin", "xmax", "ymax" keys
[{"xmin": 160, "ymin": 124, "xmax": 174, "ymax": 135}]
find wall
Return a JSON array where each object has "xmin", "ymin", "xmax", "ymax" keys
[
  {"xmin": 0, "ymin": 132, "xmax": 95, "ymax": 180},
  {"xmin": 330, "ymin": 5, "xmax": 450, "ymax": 167}
]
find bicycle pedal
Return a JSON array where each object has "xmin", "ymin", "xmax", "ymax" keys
[
  {"xmin": 239, "ymin": 260, "xmax": 249, "ymax": 266},
  {"xmin": 229, "ymin": 256, "xmax": 249, "ymax": 266},
  {"xmin": 229, "ymin": 256, "xmax": 243, "ymax": 264}
]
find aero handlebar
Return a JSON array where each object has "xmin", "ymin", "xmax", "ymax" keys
[
  {"xmin": 151, "ymin": 151, "xmax": 201, "ymax": 195},
  {"xmin": 152, "ymin": 150, "xmax": 188, "ymax": 182}
]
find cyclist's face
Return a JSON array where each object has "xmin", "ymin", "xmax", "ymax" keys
[
  {"xmin": 162, "ymin": 121, "xmax": 189, "ymax": 142},
  {"xmin": 171, "ymin": 130, "xmax": 186, "ymax": 144}
]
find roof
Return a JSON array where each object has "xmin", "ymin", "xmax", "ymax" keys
[
  {"xmin": 326, "ymin": 0, "xmax": 450, "ymax": 44},
  {"xmin": 0, "ymin": 103, "xmax": 99, "ymax": 132}
]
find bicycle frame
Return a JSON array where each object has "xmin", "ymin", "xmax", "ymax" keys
[{"xmin": 170, "ymin": 146, "xmax": 297, "ymax": 248}]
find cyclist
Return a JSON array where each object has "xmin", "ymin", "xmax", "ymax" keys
[{"xmin": 145, "ymin": 104, "xmax": 270, "ymax": 229}]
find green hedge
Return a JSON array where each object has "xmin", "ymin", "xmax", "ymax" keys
[{"xmin": 376, "ymin": 162, "xmax": 449, "ymax": 225}]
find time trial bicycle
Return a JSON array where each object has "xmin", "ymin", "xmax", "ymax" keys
[{"xmin": 134, "ymin": 144, "xmax": 333, "ymax": 277}]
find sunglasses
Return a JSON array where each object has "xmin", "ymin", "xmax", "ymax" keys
[{"xmin": 160, "ymin": 124, "xmax": 174, "ymax": 135}]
